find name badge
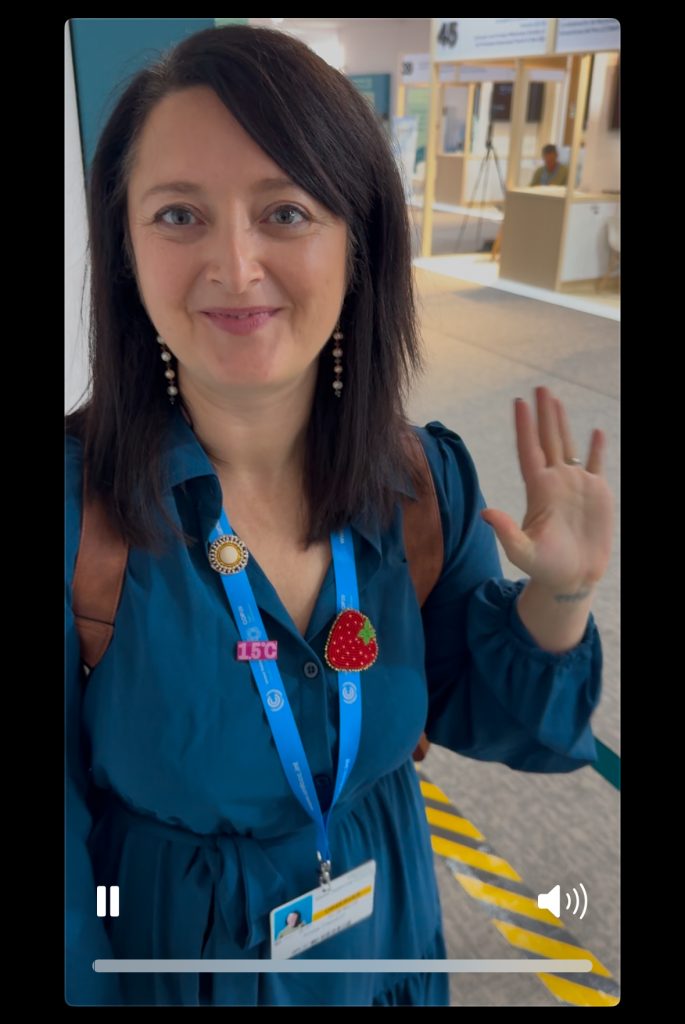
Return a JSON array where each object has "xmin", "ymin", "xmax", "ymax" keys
[{"xmin": 270, "ymin": 860, "xmax": 376, "ymax": 960}]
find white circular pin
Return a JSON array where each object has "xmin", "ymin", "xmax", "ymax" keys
[{"xmin": 208, "ymin": 534, "xmax": 249, "ymax": 575}]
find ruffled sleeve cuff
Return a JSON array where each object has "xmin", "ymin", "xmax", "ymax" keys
[{"xmin": 465, "ymin": 578, "xmax": 602, "ymax": 769}]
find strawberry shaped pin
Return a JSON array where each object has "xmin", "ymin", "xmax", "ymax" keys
[{"xmin": 324, "ymin": 610, "xmax": 378, "ymax": 672}]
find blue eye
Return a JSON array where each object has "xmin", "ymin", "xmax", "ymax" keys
[
  {"xmin": 156, "ymin": 207, "xmax": 198, "ymax": 227},
  {"xmin": 153, "ymin": 203, "xmax": 309, "ymax": 229},
  {"xmin": 269, "ymin": 205, "xmax": 308, "ymax": 226}
]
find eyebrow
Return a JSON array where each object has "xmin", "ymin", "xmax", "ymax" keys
[{"xmin": 140, "ymin": 177, "xmax": 299, "ymax": 202}]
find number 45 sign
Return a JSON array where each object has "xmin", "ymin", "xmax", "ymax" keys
[
  {"xmin": 433, "ymin": 18, "xmax": 551, "ymax": 62},
  {"xmin": 436, "ymin": 20, "xmax": 458, "ymax": 54}
]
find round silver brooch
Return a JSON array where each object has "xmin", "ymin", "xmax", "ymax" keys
[{"xmin": 208, "ymin": 534, "xmax": 249, "ymax": 575}]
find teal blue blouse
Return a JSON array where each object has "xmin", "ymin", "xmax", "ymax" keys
[{"xmin": 65, "ymin": 409, "xmax": 602, "ymax": 1006}]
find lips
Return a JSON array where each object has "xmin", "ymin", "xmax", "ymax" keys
[
  {"xmin": 202, "ymin": 309, "xmax": 279, "ymax": 336},
  {"xmin": 202, "ymin": 307, "xmax": 279, "ymax": 317}
]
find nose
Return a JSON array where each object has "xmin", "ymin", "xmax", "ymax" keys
[{"xmin": 204, "ymin": 219, "xmax": 266, "ymax": 293}]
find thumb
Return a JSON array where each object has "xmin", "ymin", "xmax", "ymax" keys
[{"xmin": 480, "ymin": 508, "xmax": 534, "ymax": 571}]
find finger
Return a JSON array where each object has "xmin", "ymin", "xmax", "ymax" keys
[
  {"xmin": 586, "ymin": 429, "xmax": 605, "ymax": 475},
  {"xmin": 554, "ymin": 397, "xmax": 579, "ymax": 463},
  {"xmin": 514, "ymin": 397, "xmax": 546, "ymax": 481},
  {"xmin": 481, "ymin": 507, "xmax": 535, "ymax": 572},
  {"xmin": 536, "ymin": 386, "xmax": 563, "ymax": 465}
]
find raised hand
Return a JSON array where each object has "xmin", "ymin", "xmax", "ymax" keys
[{"xmin": 480, "ymin": 387, "xmax": 614, "ymax": 597}]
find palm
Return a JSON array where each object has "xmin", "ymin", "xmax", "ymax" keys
[{"xmin": 482, "ymin": 389, "xmax": 614, "ymax": 593}]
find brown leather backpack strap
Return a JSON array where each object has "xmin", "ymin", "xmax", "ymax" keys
[
  {"xmin": 72, "ymin": 472, "xmax": 129, "ymax": 671},
  {"xmin": 401, "ymin": 432, "xmax": 444, "ymax": 607},
  {"xmin": 401, "ymin": 431, "xmax": 444, "ymax": 764}
]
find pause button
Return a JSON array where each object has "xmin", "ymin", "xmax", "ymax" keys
[{"xmin": 96, "ymin": 886, "xmax": 119, "ymax": 917}]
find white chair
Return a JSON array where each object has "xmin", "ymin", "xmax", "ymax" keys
[{"xmin": 596, "ymin": 216, "xmax": 620, "ymax": 291}]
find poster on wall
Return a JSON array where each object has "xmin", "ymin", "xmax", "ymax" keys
[{"xmin": 347, "ymin": 74, "xmax": 391, "ymax": 124}]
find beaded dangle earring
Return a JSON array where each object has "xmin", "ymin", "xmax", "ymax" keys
[
  {"xmin": 156, "ymin": 335, "xmax": 179, "ymax": 404},
  {"xmin": 332, "ymin": 323, "xmax": 344, "ymax": 398}
]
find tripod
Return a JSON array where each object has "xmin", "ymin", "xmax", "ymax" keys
[{"xmin": 455, "ymin": 120, "xmax": 506, "ymax": 254}]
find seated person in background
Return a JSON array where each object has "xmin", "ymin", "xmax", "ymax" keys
[{"xmin": 530, "ymin": 144, "xmax": 568, "ymax": 187}]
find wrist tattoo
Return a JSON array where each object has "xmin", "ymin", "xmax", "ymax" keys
[{"xmin": 554, "ymin": 588, "xmax": 593, "ymax": 603}]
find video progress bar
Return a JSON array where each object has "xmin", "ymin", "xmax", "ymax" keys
[{"xmin": 94, "ymin": 959, "xmax": 592, "ymax": 973}]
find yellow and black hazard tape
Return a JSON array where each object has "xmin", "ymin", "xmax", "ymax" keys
[{"xmin": 416, "ymin": 767, "xmax": 619, "ymax": 1007}]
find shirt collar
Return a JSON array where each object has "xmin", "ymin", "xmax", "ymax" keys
[
  {"xmin": 161, "ymin": 404, "xmax": 416, "ymax": 555},
  {"xmin": 162, "ymin": 404, "xmax": 218, "ymax": 489}
]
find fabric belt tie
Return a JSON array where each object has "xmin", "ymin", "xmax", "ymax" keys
[{"xmin": 101, "ymin": 797, "xmax": 287, "ymax": 952}]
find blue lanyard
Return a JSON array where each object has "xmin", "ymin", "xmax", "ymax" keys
[{"xmin": 209, "ymin": 512, "xmax": 362, "ymax": 884}]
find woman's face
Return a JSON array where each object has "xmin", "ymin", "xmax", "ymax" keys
[
  {"xmin": 286, "ymin": 912, "xmax": 300, "ymax": 927},
  {"xmin": 126, "ymin": 86, "xmax": 349, "ymax": 400}
]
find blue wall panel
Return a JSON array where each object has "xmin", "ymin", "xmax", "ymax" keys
[{"xmin": 69, "ymin": 19, "xmax": 216, "ymax": 170}]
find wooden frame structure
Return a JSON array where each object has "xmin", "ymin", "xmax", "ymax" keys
[{"xmin": 411, "ymin": 20, "xmax": 619, "ymax": 289}]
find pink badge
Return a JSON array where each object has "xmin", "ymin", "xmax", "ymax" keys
[{"xmin": 236, "ymin": 640, "xmax": 279, "ymax": 661}]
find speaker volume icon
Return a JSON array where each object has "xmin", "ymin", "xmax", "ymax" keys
[{"xmin": 537, "ymin": 883, "xmax": 588, "ymax": 920}]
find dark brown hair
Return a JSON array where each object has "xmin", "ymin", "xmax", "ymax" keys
[{"xmin": 66, "ymin": 24, "xmax": 427, "ymax": 552}]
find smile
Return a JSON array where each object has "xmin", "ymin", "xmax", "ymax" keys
[{"xmin": 202, "ymin": 310, "xmax": 279, "ymax": 336}]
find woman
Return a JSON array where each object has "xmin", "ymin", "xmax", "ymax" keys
[
  {"xmin": 65, "ymin": 25, "xmax": 614, "ymax": 1006},
  {"xmin": 277, "ymin": 911, "xmax": 306, "ymax": 941}
]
